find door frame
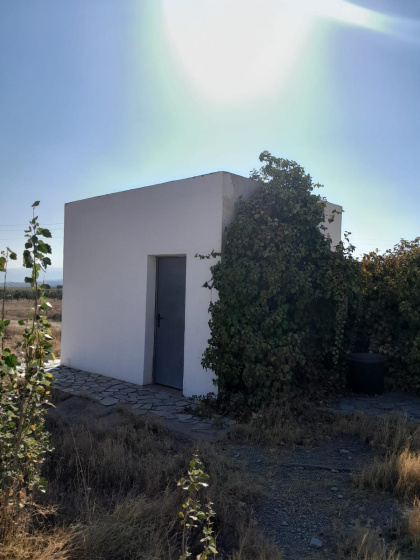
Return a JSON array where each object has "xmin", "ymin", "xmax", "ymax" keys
[{"xmin": 142, "ymin": 254, "xmax": 186, "ymax": 389}]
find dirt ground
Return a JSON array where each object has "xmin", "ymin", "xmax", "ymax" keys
[
  {"xmin": 51, "ymin": 391, "xmax": 409, "ymax": 560},
  {"xmin": 2, "ymin": 297, "xmax": 61, "ymax": 357}
]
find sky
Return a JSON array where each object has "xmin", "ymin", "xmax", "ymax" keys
[{"xmin": 1, "ymin": 0, "xmax": 419, "ymax": 281}]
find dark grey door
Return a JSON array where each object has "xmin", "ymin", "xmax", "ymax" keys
[{"xmin": 154, "ymin": 257, "xmax": 186, "ymax": 389}]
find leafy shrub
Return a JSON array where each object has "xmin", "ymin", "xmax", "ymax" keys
[
  {"xmin": 202, "ymin": 152, "xmax": 362, "ymax": 409},
  {"xmin": 359, "ymin": 238, "xmax": 420, "ymax": 393}
]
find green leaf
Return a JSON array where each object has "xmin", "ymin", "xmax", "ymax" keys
[
  {"xmin": 23, "ymin": 250, "xmax": 33, "ymax": 268},
  {"xmin": 32, "ymin": 201, "xmax": 40, "ymax": 207},
  {"xmin": 4, "ymin": 353, "xmax": 18, "ymax": 368},
  {"xmin": 39, "ymin": 228, "xmax": 52, "ymax": 238}
]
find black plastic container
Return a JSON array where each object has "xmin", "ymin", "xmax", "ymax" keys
[{"xmin": 347, "ymin": 353, "xmax": 386, "ymax": 395}]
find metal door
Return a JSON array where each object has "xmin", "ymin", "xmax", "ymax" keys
[{"xmin": 154, "ymin": 257, "xmax": 186, "ymax": 389}]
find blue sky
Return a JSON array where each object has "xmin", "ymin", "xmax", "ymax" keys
[{"xmin": 1, "ymin": 0, "xmax": 419, "ymax": 279}]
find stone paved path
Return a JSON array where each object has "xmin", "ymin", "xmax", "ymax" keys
[
  {"xmin": 46, "ymin": 361, "xmax": 420, "ymax": 439},
  {"xmin": 46, "ymin": 361, "xmax": 233, "ymax": 440}
]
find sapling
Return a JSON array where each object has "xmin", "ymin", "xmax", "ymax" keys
[
  {"xmin": 178, "ymin": 453, "xmax": 218, "ymax": 560},
  {"xmin": 0, "ymin": 202, "xmax": 55, "ymax": 539}
]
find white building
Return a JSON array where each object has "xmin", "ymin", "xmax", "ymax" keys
[{"xmin": 61, "ymin": 172, "xmax": 341, "ymax": 397}]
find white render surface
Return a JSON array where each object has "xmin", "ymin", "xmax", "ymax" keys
[{"xmin": 61, "ymin": 172, "xmax": 342, "ymax": 397}]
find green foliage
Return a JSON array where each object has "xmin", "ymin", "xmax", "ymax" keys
[
  {"xmin": 178, "ymin": 454, "xmax": 217, "ymax": 560},
  {"xmin": 359, "ymin": 238, "xmax": 420, "ymax": 393},
  {"xmin": 202, "ymin": 151, "xmax": 362, "ymax": 409},
  {"xmin": 0, "ymin": 202, "xmax": 55, "ymax": 537}
]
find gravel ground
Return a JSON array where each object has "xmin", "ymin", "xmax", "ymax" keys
[{"xmin": 219, "ymin": 436, "xmax": 402, "ymax": 559}]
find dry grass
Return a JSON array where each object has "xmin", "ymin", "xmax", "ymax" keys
[
  {"xmin": 2, "ymin": 298, "xmax": 62, "ymax": 321},
  {"xmin": 229, "ymin": 398, "xmax": 324, "ymax": 447},
  {"xmin": 336, "ymin": 522, "xmax": 400, "ymax": 560},
  {"xmin": 405, "ymin": 497, "xmax": 420, "ymax": 548},
  {"xmin": 0, "ymin": 526, "xmax": 73, "ymax": 560},
  {"xmin": 333, "ymin": 413, "xmax": 420, "ymax": 455},
  {"xmin": 355, "ymin": 449, "xmax": 420, "ymax": 497},
  {"xmin": 0, "ymin": 501, "xmax": 74, "ymax": 560},
  {"xmin": 4, "ymin": 388, "xmax": 420, "ymax": 558},
  {"xmin": 343, "ymin": 413, "xmax": 420, "ymax": 503},
  {"xmin": 396, "ymin": 450, "xmax": 420, "ymax": 497},
  {"xmin": 30, "ymin": 404, "xmax": 279, "ymax": 560},
  {"xmin": 1, "ymin": 298, "xmax": 61, "ymax": 357},
  {"xmin": 232, "ymin": 402, "xmax": 420, "ymax": 456}
]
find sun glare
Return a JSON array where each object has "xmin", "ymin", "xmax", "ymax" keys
[{"xmin": 161, "ymin": 0, "xmax": 399, "ymax": 103}]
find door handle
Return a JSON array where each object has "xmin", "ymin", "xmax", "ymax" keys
[{"xmin": 157, "ymin": 313, "xmax": 164, "ymax": 328}]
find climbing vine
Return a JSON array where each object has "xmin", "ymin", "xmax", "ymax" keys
[
  {"xmin": 358, "ymin": 238, "xmax": 420, "ymax": 393},
  {"xmin": 202, "ymin": 152, "xmax": 362, "ymax": 409}
]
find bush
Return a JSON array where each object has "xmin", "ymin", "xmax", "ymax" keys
[
  {"xmin": 359, "ymin": 238, "xmax": 420, "ymax": 393},
  {"xmin": 202, "ymin": 152, "xmax": 362, "ymax": 409}
]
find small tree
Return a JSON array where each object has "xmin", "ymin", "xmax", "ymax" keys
[
  {"xmin": 202, "ymin": 152, "xmax": 361, "ymax": 408},
  {"xmin": 0, "ymin": 202, "xmax": 55, "ymax": 538}
]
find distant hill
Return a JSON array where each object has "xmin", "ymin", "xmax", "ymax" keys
[{"xmin": 5, "ymin": 280, "xmax": 63, "ymax": 287}]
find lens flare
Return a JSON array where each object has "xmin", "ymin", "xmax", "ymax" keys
[{"xmin": 161, "ymin": 0, "xmax": 412, "ymax": 103}]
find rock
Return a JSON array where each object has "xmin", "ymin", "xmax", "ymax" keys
[
  {"xmin": 176, "ymin": 413, "xmax": 193, "ymax": 421},
  {"xmin": 338, "ymin": 494, "xmax": 344, "ymax": 499},
  {"xmin": 140, "ymin": 403, "xmax": 153, "ymax": 410},
  {"xmin": 282, "ymin": 521, "xmax": 288, "ymax": 526},
  {"xmin": 330, "ymin": 487, "xmax": 338, "ymax": 492},
  {"xmin": 310, "ymin": 537, "xmax": 323, "ymax": 549},
  {"xmin": 99, "ymin": 397, "xmax": 119, "ymax": 406},
  {"xmin": 340, "ymin": 449, "xmax": 350, "ymax": 454}
]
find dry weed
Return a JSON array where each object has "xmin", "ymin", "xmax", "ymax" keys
[
  {"xmin": 396, "ymin": 450, "xmax": 420, "ymax": 497},
  {"xmin": 405, "ymin": 497, "xmax": 420, "ymax": 549},
  {"xmin": 2, "ymin": 298, "xmax": 62, "ymax": 321},
  {"xmin": 39, "ymin": 407, "xmax": 275, "ymax": 559},
  {"xmin": 336, "ymin": 521, "xmax": 400, "ymax": 560},
  {"xmin": 229, "ymin": 399, "xmax": 321, "ymax": 447},
  {"xmin": 355, "ymin": 449, "xmax": 420, "ymax": 499},
  {"xmin": 228, "ymin": 517, "xmax": 282, "ymax": 560},
  {"xmin": 333, "ymin": 413, "xmax": 420, "ymax": 455},
  {"xmin": 230, "ymin": 401, "xmax": 420, "ymax": 453},
  {"xmin": 0, "ymin": 512, "xmax": 76, "ymax": 560}
]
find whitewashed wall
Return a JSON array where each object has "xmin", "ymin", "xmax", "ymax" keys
[
  {"xmin": 61, "ymin": 172, "xmax": 342, "ymax": 397},
  {"xmin": 61, "ymin": 172, "xmax": 259, "ymax": 396}
]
